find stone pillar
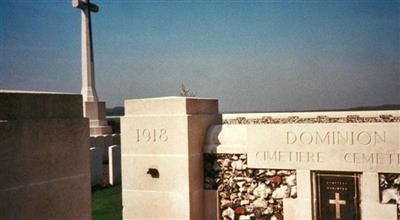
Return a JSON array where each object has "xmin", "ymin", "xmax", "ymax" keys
[
  {"xmin": 0, "ymin": 90, "xmax": 91, "ymax": 219},
  {"xmin": 360, "ymin": 172, "xmax": 397, "ymax": 220},
  {"xmin": 121, "ymin": 97, "xmax": 220, "ymax": 219},
  {"xmin": 283, "ymin": 169, "xmax": 313, "ymax": 220}
]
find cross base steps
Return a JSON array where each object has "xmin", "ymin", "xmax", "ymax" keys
[{"xmin": 84, "ymin": 101, "xmax": 111, "ymax": 135}]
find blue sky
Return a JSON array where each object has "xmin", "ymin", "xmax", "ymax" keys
[{"xmin": 0, "ymin": 0, "xmax": 399, "ymax": 112}]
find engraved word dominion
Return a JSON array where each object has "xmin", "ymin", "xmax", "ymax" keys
[{"xmin": 286, "ymin": 131, "xmax": 385, "ymax": 146}]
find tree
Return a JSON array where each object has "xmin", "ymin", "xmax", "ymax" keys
[{"xmin": 179, "ymin": 83, "xmax": 196, "ymax": 97}]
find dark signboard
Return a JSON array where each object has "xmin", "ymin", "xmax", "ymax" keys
[{"xmin": 312, "ymin": 172, "xmax": 361, "ymax": 220}]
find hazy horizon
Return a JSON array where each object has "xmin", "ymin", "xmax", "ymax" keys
[{"xmin": 1, "ymin": 1, "xmax": 399, "ymax": 112}]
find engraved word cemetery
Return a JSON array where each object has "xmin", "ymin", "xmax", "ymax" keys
[{"xmin": 0, "ymin": 1, "xmax": 399, "ymax": 220}]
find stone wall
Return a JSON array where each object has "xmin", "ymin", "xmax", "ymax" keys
[
  {"xmin": 205, "ymin": 153, "xmax": 296, "ymax": 220},
  {"xmin": 205, "ymin": 110, "xmax": 400, "ymax": 219}
]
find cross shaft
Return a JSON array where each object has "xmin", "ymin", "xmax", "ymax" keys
[{"xmin": 72, "ymin": 0, "xmax": 99, "ymax": 102}]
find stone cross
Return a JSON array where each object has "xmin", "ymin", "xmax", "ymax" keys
[
  {"xmin": 329, "ymin": 192, "xmax": 346, "ymax": 219},
  {"xmin": 72, "ymin": 0, "xmax": 99, "ymax": 102}
]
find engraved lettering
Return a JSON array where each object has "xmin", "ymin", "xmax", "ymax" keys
[
  {"xmin": 316, "ymin": 132, "xmax": 330, "ymax": 144},
  {"xmin": 287, "ymin": 132, "xmax": 297, "ymax": 144},
  {"xmin": 344, "ymin": 153, "xmax": 352, "ymax": 163},
  {"xmin": 143, "ymin": 129, "xmax": 151, "ymax": 142},
  {"xmin": 337, "ymin": 131, "xmax": 348, "ymax": 145},
  {"xmin": 254, "ymin": 151, "xmax": 323, "ymax": 163},
  {"xmin": 159, "ymin": 128, "xmax": 168, "ymax": 142},
  {"xmin": 255, "ymin": 152, "xmax": 265, "ymax": 160},
  {"xmin": 343, "ymin": 153, "xmax": 400, "ymax": 166},
  {"xmin": 300, "ymin": 132, "xmax": 313, "ymax": 144},
  {"xmin": 374, "ymin": 131, "xmax": 385, "ymax": 145},
  {"xmin": 362, "ymin": 153, "xmax": 374, "ymax": 164},
  {"xmin": 285, "ymin": 130, "xmax": 386, "ymax": 146},
  {"xmin": 136, "ymin": 128, "xmax": 168, "ymax": 142},
  {"xmin": 357, "ymin": 131, "xmax": 371, "ymax": 145}
]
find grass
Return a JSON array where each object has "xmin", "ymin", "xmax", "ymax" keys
[{"xmin": 92, "ymin": 185, "xmax": 122, "ymax": 220}]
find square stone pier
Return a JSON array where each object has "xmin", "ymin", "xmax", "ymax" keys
[
  {"xmin": 0, "ymin": 90, "xmax": 91, "ymax": 219},
  {"xmin": 121, "ymin": 97, "xmax": 221, "ymax": 219}
]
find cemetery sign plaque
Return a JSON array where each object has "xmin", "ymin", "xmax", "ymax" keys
[
  {"xmin": 312, "ymin": 172, "xmax": 361, "ymax": 220},
  {"xmin": 247, "ymin": 123, "xmax": 399, "ymax": 172}
]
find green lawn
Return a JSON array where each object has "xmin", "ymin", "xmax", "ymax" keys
[{"xmin": 92, "ymin": 185, "xmax": 122, "ymax": 220}]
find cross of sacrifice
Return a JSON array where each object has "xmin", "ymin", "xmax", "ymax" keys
[
  {"xmin": 329, "ymin": 192, "xmax": 347, "ymax": 219},
  {"xmin": 72, "ymin": 0, "xmax": 99, "ymax": 102}
]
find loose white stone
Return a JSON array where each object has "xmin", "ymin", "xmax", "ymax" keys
[
  {"xmin": 257, "ymin": 170, "xmax": 266, "ymax": 175},
  {"xmin": 272, "ymin": 185, "xmax": 291, "ymax": 199},
  {"xmin": 253, "ymin": 183, "xmax": 272, "ymax": 198},
  {"xmin": 231, "ymin": 160, "xmax": 245, "ymax": 171},
  {"xmin": 247, "ymin": 195, "xmax": 256, "ymax": 201},
  {"xmin": 220, "ymin": 192, "xmax": 229, "ymax": 199},
  {"xmin": 286, "ymin": 174, "xmax": 296, "ymax": 186},
  {"xmin": 394, "ymin": 176, "xmax": 400, "ymax": 185},
  {"xmin": 237, "ymin": 181, "xmax": 245, "ymax": 188},
  {"xmin": 381, "ymin": 188, "xmax": 400, "ymax": 203},
  {"xmin": 266, "ymin": 170, "xmax": 276, "ymax": 176},
  {"xmin": 290, "ymin": 186, "xmax": 297, "ymax": 198},
  {"xmin": 222, "ymin": 207, "xmax": 235, "ymax": 220},
  {"xmin": 253, "ymin": 198, "xmax": 268, "ymax": 208},
  {"xmin": 221, "ymin": 199, "xmax": 231, "ymax": 208},
  {"xmin": 223, "ymin": 159, "xmax": 231, "ymax": 167},
  {"xmin": 240, "ymin": 200, "xmax": 250, "ymax": 205},
  {"xmin": 234, "ymin": 177, "xmax": 245, "ymax": 181},
  {"xmin": 277, "ymin": 170, "xmax": 291, "ymax": 176},
  {"xmin": 245, "ymin": 177, "xmax": 253, "ymax": 182},
  {"xmin": 239, "ymin": 215, "xmax": 251, "ymax": 220},
  {"xmin": 270, "ymin": 215, "xmax": 278, "ymax": 220}
]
